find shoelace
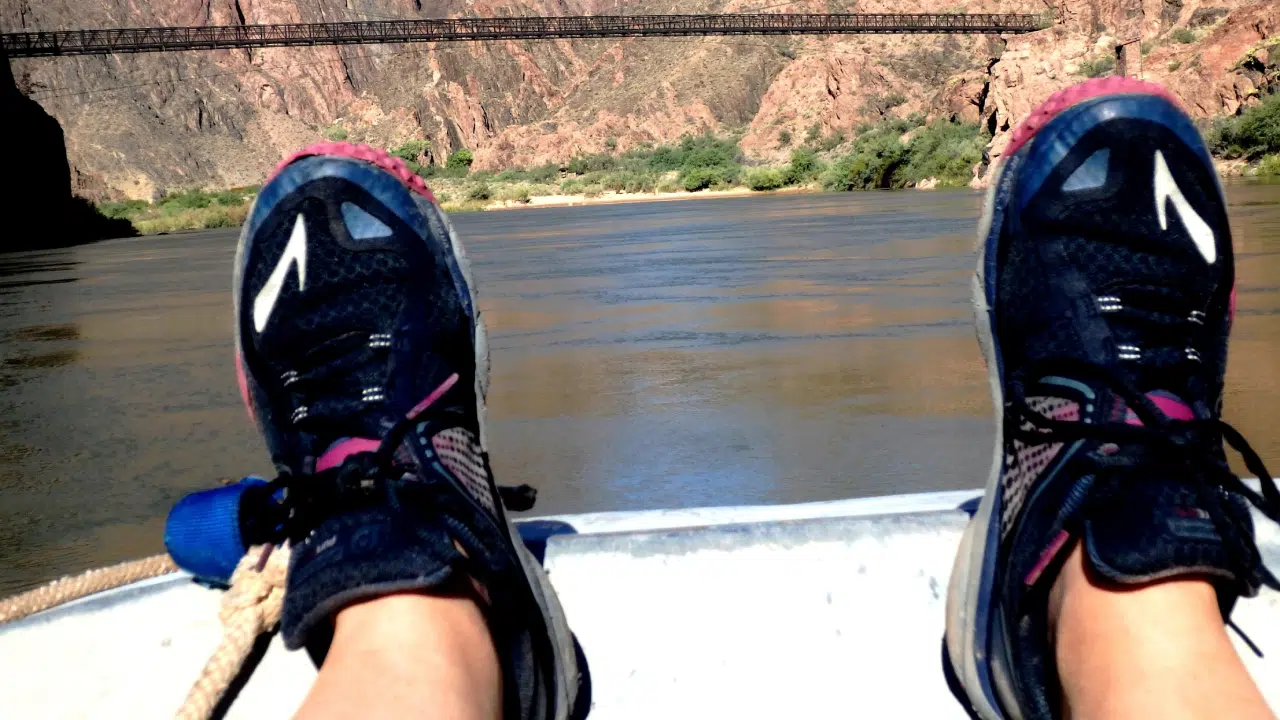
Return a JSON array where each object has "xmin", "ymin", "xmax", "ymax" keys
[
  {"xmin": 279, "ymin": 332, "xmax": 388, "ymax": 430},
  {"xmin": 240, "ymin": 413, "xmax": 537, "ymax": 548},
  {"xmin": 1096, "ymin": 287, "xmax": 1210, "ymax": 373},
  {"xmin": 1008, "ymin": 359, "xmax": 1280, "ymax": 595}
]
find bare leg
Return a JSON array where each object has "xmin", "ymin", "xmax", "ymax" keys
[
  {"xmin": 1050, "ymin": 544, "xmax": 1275, "ymax": 720},
  {"xmin": 294, "ymin": 593, "xmax": 501, "ymax": 720}
]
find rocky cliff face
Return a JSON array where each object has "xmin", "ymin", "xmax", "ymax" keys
[
  {"xmin": 979, "ymin": 0, "xmax": 1279, "ymax": 179},
  {"xmin": 3, "ymin": 0, "xmax": 1277, "ymax": 201}
]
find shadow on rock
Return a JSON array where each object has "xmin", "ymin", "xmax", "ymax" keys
[{"xmin": 2, "ymin": 57, "xmax": 136, "ymax": 251}]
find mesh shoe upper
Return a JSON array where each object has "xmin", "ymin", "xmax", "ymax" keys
[
  {"xmin": 233, "ymin": 148, "xmax": 578, "ymax": 720},
  {"xmin": 975, "ymin": 92, "xmax": 1280, "ymax": 718},
  {"xmin": 236, "ymin": 157, "xmax": 478, "ymax": 469}
]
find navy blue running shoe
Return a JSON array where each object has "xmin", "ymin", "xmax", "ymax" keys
[
  {"xmin": 945, "ymin": 78, "xmax": 1280, "ymax": 719},
  {"xmin": 234, "ymin": 142, "xmax": 581, "ymax": 719}
]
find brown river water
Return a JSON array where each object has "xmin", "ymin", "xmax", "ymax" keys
[{"xmin": 2, "ymin": 186, "xmax": 1279, "ymax": 596}]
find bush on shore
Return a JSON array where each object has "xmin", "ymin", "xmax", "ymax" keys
[
  {"xmin": 821, "ymin": 119, "xmax": 986, "ymax": 191},
  {"xmin": 96, "ymin": 186, "xmax": 259, "ymax": 235},
  {"xmin": 447, "ymin": 149, "xmax": 474, "ymax": 172},
  {"xmin": 1259, "ymin": 153, "xmax": 1280, "ymax": 177},
  {"xmin": 391, "ymin": 139, "xmax": 430, "ymax": 163},
  {"xmin": 895, "ymin": 121, "xmax": 987, "ymax": 188},
  {"xmin": 786, "ymin": 148, "xmax": 823, "ymax": 183},
  {"xmin": 561, "ymin": 132, "xmax": 746, "ymax": 194},
  {"xmin": 745, "ymin": 167, "xmax": 787, "ymax": 191},
  {"xmin": 1210, "ymin": 94, "xmax": 1280, "ymax": 160}
]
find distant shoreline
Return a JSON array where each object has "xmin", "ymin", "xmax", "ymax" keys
[{"xmin": 448, "ymin": 184, "xmax": 816, "ymax": 213}]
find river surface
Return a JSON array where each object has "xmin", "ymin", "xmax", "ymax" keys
[{"xmin": 2, "ymin": 187, "xmax": 1280, "ymax": 595}]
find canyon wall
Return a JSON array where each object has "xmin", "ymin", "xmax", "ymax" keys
[{"xmin": 3, "ymin": 0, "xmax": 1277, "ymax": 201}]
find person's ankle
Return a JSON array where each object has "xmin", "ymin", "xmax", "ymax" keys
[
  {"xmin": 296, "ymin": 592, "xmax": 501, "ymax": 720},
  {"xmin": 1049, "ymin": 542, "xmax": 1221, "ymax": 635},
  {"xmin": 1046, "ymin": 544, "xmax": 1273, "ymax": 720}
]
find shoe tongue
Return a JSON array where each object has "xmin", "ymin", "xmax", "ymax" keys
[
  {"xmin": 1081, "ymin": 389, "xmax": 1253, "ymax": 607},
  {"xmin": 1082, "ymin": 476, "xmax": 1252, "ymax": 608}
]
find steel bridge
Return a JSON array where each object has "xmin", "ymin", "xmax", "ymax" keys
[{"xmin": 1, "ymin": 13, "xmax": 1048, "ymax": 58}]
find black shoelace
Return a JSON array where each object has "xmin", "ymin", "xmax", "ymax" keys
[
  {"xmin": 278, "ymin": 331, "xmax": 388, "ymax": 431},
  {"xmin": 1008, "ymin": 358, "xmax": 1280, "ymax": 597},
  {"xmin": 240, "ymin": 412, "xmax": 538, "ymax": 548}
]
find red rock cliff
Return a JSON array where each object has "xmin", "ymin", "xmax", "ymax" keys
[{"xmin": 2, "ymin": 0, "xmax": 1277, "ymax": 199}]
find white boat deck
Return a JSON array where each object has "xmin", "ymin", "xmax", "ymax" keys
[{"xmin": 2, "ymin": 490, "xmax": 1278, "ymax": 718}]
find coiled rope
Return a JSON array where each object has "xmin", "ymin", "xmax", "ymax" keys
[{"xmin": 0, "ymin": 544, "xmax": 290, "ymax": 720}]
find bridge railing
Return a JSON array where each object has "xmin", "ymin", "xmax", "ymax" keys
[{"xmin": 2, "ymin": 13, "xmax": 1049, "ymax": 57}]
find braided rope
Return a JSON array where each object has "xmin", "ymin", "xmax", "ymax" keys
[
  {"xmin": 0, "ymin": 554, "xmax": 178, "ymax": 625},
  {"xmin": 0, "ymin": 545, "xmax": 289, "ymax": 720},
  {"xmin": 175, "ymin": 543, "xmax": 289, "ymax": 720}
]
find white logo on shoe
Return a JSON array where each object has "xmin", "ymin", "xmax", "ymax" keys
[
  {"xmin": 253, "ymin": 214, "xmax": 308, "ymax": 332},
  {"xmin": 1154, "ymin": 150, "xmax": 1216, "ymax": 264}
]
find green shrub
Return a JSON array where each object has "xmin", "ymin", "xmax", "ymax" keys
[
  {"xmin": 784, "ymin": 147, "xmax": 823, "ymax": 184},
  {"xmin": 605, "ymin": 137, "xmax": 618, "ymax": 151},
  {"xmin": 203, "ymin": 208, "xmax": 241, "ymax": 228},
  {"xmin": 391, "ymin": 139, "xmax": 430, "ymax": 163},
  {"xmin": 818, "ymin": 131, "xmax": 847, "ymax": 153},
  {"xmin": 566, "ymin": 153, "xmax": 618, "ymax": 174},
  {"xmin": 601, "ymin": 170, "xmax": 656, "ymax": 194},
  {"xmin": 896, "ymin": 121, "xmax": 987, "ymax": 188},
  {"xmin": 1209, "ymin": 94, "xmax": 1280, "ymax": 159},
  {"xmin": 778, "ymin": 129, "xmax": 793, "ymax": 147},
  {"xmin": 1140, "ymin": 40, "xmax": 1154, "ymax": 56},
  {"xmin": 560, "ymin": 179, "xmax": 585, "ymax": 194},
  {"xmin": 210, "ymin": 189, "xmax": 254, "ymax": 207},
  {"xmin": 559, "ymin": 133, "xmax": 745, "ymax": 193},
  {"xmin": 745, "ymin": 168, "xmax": 787, "ymax": 191},
  {"xmin": 681, "ymin": 166, "xmax": 737, "ymax": 192},
  {"xmin": 437, "ymin": 165, "xmax": 471, "ymax": 179},
  {"xmin": 1168, "ymin": 60, "xmax": 1183, "ymax": 72},
  {"xmin": 1078, "ymin": 55, "xmax": 1116, "ymax": 78},
  {"xmin": 803, "ymin": 122, "xmax": 823, "ymax": 146},
  {"xmin": 822, "ymin": 133, "xmax": 906, "ymax": 190},
  {"xmin": 1172, "ymin": 27, "xmax": 1196, "ymax": 44},
  {"xmin": 323, "ymin": 125, "xmax": 348, "ymax": 142},
  {"xmin": 447, "ymin": 149, "xmax": 474, "ymax": 171},
  {"xmin": 467, "ymin": 183, "xmax": 492, "ymax": 202},
  {"xmin": 656, "ymin": 179, "xmax": 681, "ymax": 194},
  {"xmin": 1258, "ymin": 153, "xmax": 1280, "ymax": 176},
  {"xmin": 96, "ymin": 199, "xmax": 149, "ymax": 220},
  {"xmin": 676, "ymin": 135, "xmax": 743, "ymax": 170},
  {"xmin": 497, "ymin": 184, "xmax": 533, "ymax": 203},
  {"xmin": 819, "ymin": 119, "xmax": 986, "ymax": 191},
  {"xmin": 582, "ymin": 184, "xmax": 604, "ymax": 198},
  {"xmin": 160, "ymin": 189, "xmax": 213, "ymax": 210}
]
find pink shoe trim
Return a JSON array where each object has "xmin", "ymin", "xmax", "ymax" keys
[
  {"xmin": 1124, "ymin": 391, "xmax": 1195, "ymax": 426},
  {"xmin": 316, "ymin": 437, "xmax": 382, "ymax": 472},
  {"xmin": 236, "ymin": 351, "xmax": 255, "ymax": 424},
  {"xmin": 407, "ymin": 373, "xmax": 460, "ymax": 421},
  {"xmin": 269, "ymin": 141, "xmax": 437, "ymax": 204},
  {"xmin": 1025, "ymin": 529, "xmax": 1072, "ymax": 586},
  {"xmin": 1004, "ymin": 78, "xmax": 1183, "ymax": 157}
]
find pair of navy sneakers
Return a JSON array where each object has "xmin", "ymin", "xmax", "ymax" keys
[{"xmin": 208, "ymin": 78, "xmax": 1278, "ymax": 719}]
